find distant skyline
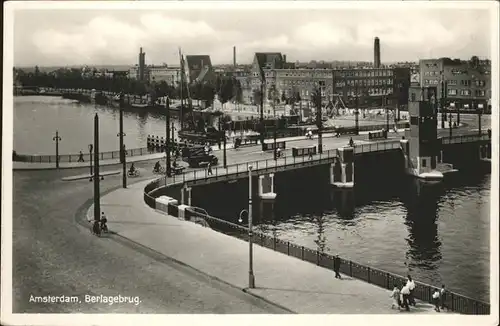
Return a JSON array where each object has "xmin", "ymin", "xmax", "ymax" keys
[{"xmin": 9, "ymin": 2, "xmax": 494, "ymax": 67}]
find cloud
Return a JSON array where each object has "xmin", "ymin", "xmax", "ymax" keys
[{"xmin": 13, "ymin": 7, "xmax": 492, "ymax": 66}]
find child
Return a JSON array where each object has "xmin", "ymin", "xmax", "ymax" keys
[
  {"xmin": 390, "ymin": 285, "xmax": 401, "ymax": 310},
  {"xmin": 432, "ymin": 289, "xmax": 441, "ymax": 312}
]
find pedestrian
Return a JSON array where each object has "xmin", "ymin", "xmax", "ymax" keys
[
  {"xmin": 78, "ymin": 151, "xmax": 85, "ymax": 162},
  {"xmin": 406, "ymin": 275, "xmax": 416, "ymax": 306},
  {"xmin": 440, "ymin": 284, "xmax": 448, "ymax": 311},
  {"xmin": 308, "ymin": 149, "xmax": 313, "ymax": 160},
  {"xmin": 400, "ymin": 284, "xmax": 410, "ymax": 311},
  {"xmin": 390, "ymin": 284, "xmax": 401, "ymax": 310},
  {"xmin": 333, "ymin": 254, "xmax": 342, "ymax": 279},
  {"xmin": 432, "ymin": 289, "xmax": 441, "ymax": 312},
  {"xmin": 207, "ymin": 162, "xmax": 213, "ymax": 175}
]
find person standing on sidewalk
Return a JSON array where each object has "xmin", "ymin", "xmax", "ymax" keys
[
  {"xmin": 432, "ymin": 289, "xmax": 441, "ymax": 312},
  {"xmin": 390, "ymin": 284, "xmax": 401, "ymax": 310},
  {"xmin": 440, "ymin": 284, "xmax": 448, "ymax": 311},
  {"xmin": 406, "ymin": 275, "xmax": 416, "ymax": 306},
  {"xmin": 400, "ymin": 284, "xmax": 410, "ymax": 311},
  {"xmin": 333, "ymin": 254, "xmax": 342, "ymax": 279},
  {"xmin": 207, "ymin": 162, "xmax": 213, "ymax": 175},
  {"xmin": 78, "ymin": 151, "xmax": 85, "ymax": 162}
]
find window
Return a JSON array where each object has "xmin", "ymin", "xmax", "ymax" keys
[
  {"xmin": 461, "ymin": 80, "xmax": 471, "ymax": 86},
  {"xmin": 388, "ymin": 79, "xmax": 393, "ymax": 85},
  {"xmin": 460, "ymin": 89, "xmax": 471, "ymax": 96},
  {"xmin": 447, "ymin": 80, "xmax": 457, "ymax": 85},
  {"xmin": 422, "ymin": 159, "xmax": 427, "ymax": 168},
  {"xmin": 424, "ymin": 79, "xmax": 430, "ymax": 84},
  {"xmin": 475, "ymin": 90, "xmax": 486, "ymax": 97},
  {"xmin": 475, "ymin": 80, "xmax": 486, "ymax": 87},
  {"xmin": 448, "ymin": 89, "xmax": 457, "ymax": 96},
  {"xmin": 410, "ymin": 116, "xmax": 419, "ymax": 125}
]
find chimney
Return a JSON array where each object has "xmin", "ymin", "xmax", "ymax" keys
[
  {"xmin": 233, "ymin": 46, "xmax": 236, "ymax": 67},
  {"xmin": 374, "ymin": 37, "xmax": 381, "ymax": 68}
]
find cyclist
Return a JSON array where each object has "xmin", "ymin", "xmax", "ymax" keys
[
  {"xmin": 153, "ymin": 161, "xmax": 161, "ymax": 173},
  {"xmin": 129, "ymin": 163, "xmax": 136, "ymax": 175}
]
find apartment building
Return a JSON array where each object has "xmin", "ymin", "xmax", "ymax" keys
[
  {"xmin": 244, "ymin": 51, "xmax": 410, "ymax": 108},
  {"xmin": 419, "ymin": 58, "xmax": 491, "ymax": 112}
]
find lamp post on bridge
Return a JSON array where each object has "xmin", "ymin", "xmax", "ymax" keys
[
  {"xmin": 52, "ymin": 131, "xmax": 62, "ymax": 169},
  {"xmin": 88, "ymin": 144, "xmax": 93, "ymax": 179},
  {"xmin": 260, "ymin": 82, "xmax": 265, "ymax": 152},
  {"xmin": 218, "ymin": 115, "xmax": 228, "ymax": 168},
  {"xmin": 118, "ymin": 92, "xmax": 127, "ymax": 188},
  {"xmin": 165, "ymin": 96, "xmax": 172, "ymax": 178}
]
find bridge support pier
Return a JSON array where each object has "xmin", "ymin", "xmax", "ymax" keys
[
  {"xmin": 330, "ymin": 187, "xmax": 355, "ymax": 217},
  {"xmin": 479, "ymin": 143, "xmax": 491, "ymax": 161},
  {"xmin": 330, "ymin": 147, "xmax": 354, "ymax": 188},
  {"xmin": 181, "ymin": 186, "xmax": 192, "ymax": 206},
  {"xmin": 258, "ymin": 173, "xmax": 276, "ymax": 200},
  {"xmin": 400, "ymin": 139, "xmax": 444, "ymax": 182}
]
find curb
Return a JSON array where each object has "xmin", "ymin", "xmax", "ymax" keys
[{"xmin": 75, "ymin": 186, "xmax": 295, "ymax": 314}]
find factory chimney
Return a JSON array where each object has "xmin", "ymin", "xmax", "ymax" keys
[
  {"xmin": 374, "ymin": 37, "xmax": 381, "ymax": 68},
  {"xmin": 233, "ymin": 46, "xmax": 236, "ymax": 68}
]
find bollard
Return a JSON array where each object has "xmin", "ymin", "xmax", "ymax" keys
[{"xmin": 349, "ymin": 261, "xmax": 353, "ymax": 276}]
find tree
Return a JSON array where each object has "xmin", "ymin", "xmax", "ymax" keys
[
  {"xmin": 281, "ymin": 91, "xmax": 287, "ymax": 103},
  {"xmin": 217, "ymin": 78, "xmax": 234, "ymax": 108},
  {"xmin": 252, "ymin": 88, "xmax": 263, "ymax": 106}
]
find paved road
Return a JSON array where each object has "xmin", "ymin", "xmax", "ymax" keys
[{"xmin": 12, "ymin": 169, "xmax": 288, "ymax": 313}]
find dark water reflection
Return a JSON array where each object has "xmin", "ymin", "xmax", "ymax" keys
[{"xmin": 198, "ymin": 169, "xmax": 490, "ymax": 302}]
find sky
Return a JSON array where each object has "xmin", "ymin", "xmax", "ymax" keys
[{"xmin": 10, "ymin": 1, "xmax": 494, "ymax": 67}]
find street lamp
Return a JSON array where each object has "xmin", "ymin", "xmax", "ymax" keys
[
  {"xmin": 52, "ymin": 130, "xmax": 62, "ymax": 169},
  {"xmin": 117, "ymin": 92, "xmax": 127, "ymax": 188},
  {"xmin": 93, "ymin": 113, "xmax": 101, "ymax": 236},
  {"xmin": 448, "ymin": 113, "xmax": 453, "ymax": 139},
  {"xmin": 273, "ymin": 118, "xmax": 277, "ymax": 160},
  {"xmin": 247, "ymin": 165, "xmax": 255, "ymax": 288},
  {"xmin": 88, "ymin": 143, "xmax": 93, "ymax": 180}
]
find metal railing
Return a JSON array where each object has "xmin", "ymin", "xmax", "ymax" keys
[
  {"xmin": 13, "ymin": 147, "xmax": 155, "ymax": 163},
  {"xmin": 179, "ymin": 208, "xmax": 490, "ymax": 315},
  {"xmin": 441, "ymin": 132, "xmax": 491, "ymax": 145}
]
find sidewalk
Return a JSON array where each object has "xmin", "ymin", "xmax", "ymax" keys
[{"xmin": 85, "ymin": 180, "xmax": 454, "ymax": 314}]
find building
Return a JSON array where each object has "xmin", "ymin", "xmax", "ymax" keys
[
  {"xmin": 374, "ymin": 37, "xmax": 381, "ymax": 69},
  {"xmin": 242, "ymin": 51, "xmax": 410, "ymax": 108},
  {"xmin": 183, "ymin": 55, "xmax": 215, "ymax": 84},
  {"xmin": 419, "ymin": 57, "xmax": 491, "ymax": 112},
  {"xmin": 148, "ymin": 65, "xmax": 181, "ymax": 86}
]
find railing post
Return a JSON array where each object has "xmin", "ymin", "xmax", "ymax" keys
[
  {"xmin": 386, "ymin": 272, "xmax": 390, "ymax": 289},
  {"xmin": 273, "ymin": 237, "xmax": 276, "ymax": 250},
  {"xmin": 349, "ymin": 261, "xmax": 353, "ymax": 276},
  {"xmin": 301, "ymin": 246, "xmax": 304, "ymax": 260},
  {"xmin": 316, "ymin": 250, "xmax": 320, "ymax": 265},
  {"xmin": 451, "ymin": 293, "xmax": 455, "ymax": 311},
  {"xmin": 287, "ymin": 242, "xmax": 290, "ymax": 255},
  {"xmin": 367, "ymin": 267, "xmax": 371, "ymax": 283}
]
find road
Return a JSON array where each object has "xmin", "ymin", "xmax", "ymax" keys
[{"xmin": 12, "ymin": 166, "xmax": 289, "ymax": 313}]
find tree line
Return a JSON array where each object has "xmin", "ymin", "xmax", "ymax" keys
[{"xmin": 14, "ymin": 67, "xmax": 244, "ymax": 107}]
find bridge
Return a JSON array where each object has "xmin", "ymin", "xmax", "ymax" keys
[{"xmin": 145, "ymin": 132, "xmax": 490, "ymax": 194}]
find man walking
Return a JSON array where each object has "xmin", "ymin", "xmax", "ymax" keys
[
  {"xmin": 333, "ymin": 254, "xmax": 342, "ymax": 279},
  {"xmin": 207, "ymin": 162, "xmax": 213, "ymax": 175},
  {"xmin": 78, "ymin": 151, "xmax": 85, "ymax": 162},
  {"xmin": 400, "ymin": 285, "xmax": 410, "ymax": 311}
]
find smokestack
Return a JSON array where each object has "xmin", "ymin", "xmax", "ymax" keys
[
  {"xmin": 374, "ymin": 37, "xmax": 380, "ymax": 68},
  {"xmin": 233, "ymin": 46, "xmax": 236, "ymax": 68}
]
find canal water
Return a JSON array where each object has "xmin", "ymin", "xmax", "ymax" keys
[{"xmin": 195, "ymin": 167, "xmax": 491, "ymax": 303}]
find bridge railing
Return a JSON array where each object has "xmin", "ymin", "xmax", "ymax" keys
[
  {"xmin": 13, "ymin": 147, "xmax": 154, "ymax": 164},
  {"xmin": 354, "ymin": 140, "xmax": 401, "ymax": 154},
  {"xmin": 175, "ymin": 207, "xmax": 490, "ymax": 315},
  {"xmin": 441, "ymin": 132, "xmax": 491, "ymax": 145}
]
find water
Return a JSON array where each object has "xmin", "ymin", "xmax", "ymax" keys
[
  {"xmin": 198, "ymin": 170, "xmax": 491, "ymax": 303},
  {"xmin": 13, "ymin": 96, "xmax": 186, "ymax": 154}
]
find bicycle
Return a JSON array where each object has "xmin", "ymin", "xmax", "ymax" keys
[
  {"xmin": 152, "ymin": 166, "xmax": 166, "ymax": 174},
  {"xmin": 127, "ymin": 169, "xmax": 140, "ymax": 177}
]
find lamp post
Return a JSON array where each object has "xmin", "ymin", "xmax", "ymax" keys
[
  {"xmin": 93, "ymin": 113, "xmax": 101, "ymax": 234},
  {"xmin": 88, "ymin": 143, "xmax": 93, "ymax": 178},
  {"xmin": 117, "ymin": 92, "xmax": 127, "ymax": 188},
  {"xmin": 247, "ymin": 165, "xmax": 255, "ymax": 288},
  {"xmin": 218, "ymin": 116, "xmax": 228, "ymax": 168},
  {"xmin": 355, "ymin": 85, "xmax": 359, "ymax": 135},
  {"xmin": 448, "ymin": 113, "xmax": 453, "ymax": 139},
  {"xmin": 314, "ymin": 87, "xmax": 323, "ymax": 154},
  {"xmin": 477, "ymin": 103, "xmax": 483, "ymax": 137},
  {"xmin": 260, "ymin": 83, "xmax": 265, "ymax": 151},
  {"xmin": 52, "ymin": 130, "xmax": 62, "ymax": 169},
  {"xmin": 385, "ymin": 96, "xmax": 389, "ymax": 132},
  {"xmin": 166, "ymin": 97, "xmax": 172, "ymax": 177},
  {"xmin": 273, "ymin": 118, "xmax": 277, "ymax": 160}
]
